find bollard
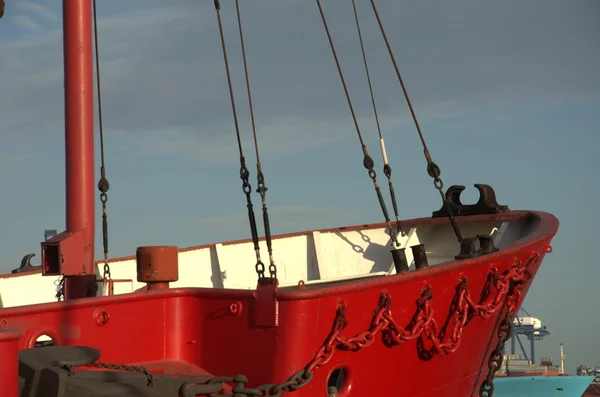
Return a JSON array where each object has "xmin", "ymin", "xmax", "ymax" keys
[{"xmin": 136, "ymin": 246, "xmax": 179, "ymax": 291}]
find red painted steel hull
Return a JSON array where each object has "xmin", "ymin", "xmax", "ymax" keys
[
  {"xmin": 0, "ymin": 211, "xmax": 557, "ymax": 396},
  {"xmin": 584, "ymin": 383, "xmax": 600, "ymax": 397}
]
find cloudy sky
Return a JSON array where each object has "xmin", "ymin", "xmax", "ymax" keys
[{"xmin": 0, "ymin": 0, "xmax": 599, "ymax": 373}]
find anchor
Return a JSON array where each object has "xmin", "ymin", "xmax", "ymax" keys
[{"xmin": 432, "ymin": 184, "xmax": 509, "ymax": 218}]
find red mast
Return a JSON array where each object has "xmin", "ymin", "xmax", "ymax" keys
[
  {"xmin": 63, "ymin": 0, "xmax": 95, "ymax": 264},
  {"xmin": 41, "ymin": 0, "xmax": 97, "ymax": 299}
]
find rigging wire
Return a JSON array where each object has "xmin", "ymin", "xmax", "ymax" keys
[
  {"xmin": 93, "ymin": 0, "xmax": 112, "ymax": 282},
  {"xmin": 213, "ymin": 0, "xmax": 267, "ymax": 281},
  {"xmin": 235, "ymin": 0, "xmax": 277, "ymax": 280},
  {"xmin": 367, "ymin": 0, "xmax": 463, "ymax": 243},
  {"xmin": 315, "ymin": 0, "xmax": 398, "ymax": 246},
  {"xmin": 350, "ymin": 0, "xmax": 405, "ymax": 238}
]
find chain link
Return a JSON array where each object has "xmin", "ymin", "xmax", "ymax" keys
[
  {"xmin": 268, "ymin": 261, "xmax": 277, "ymax": 280},
  {"xmin": 362, "ymin": 146, "xmax": 398, "ymax": 246},
  {"xmin": 478, "ymin": 312, "xmax": 513, "ymax": 397},
  {"xmin": 102, "ymin": 262, "xmax": 111, "ymax": 281},
  {"xmin": 477, "ymin": 277, "xmax": 522, "ymax": 397},
  {"xmin": 177, "ymin": 370, "xmax": 313, "ymax": 397},
  {"xmin": 329, "ymin": 262, "xmax": 529, "ymax": 357},
  {"xmin": 255, "ymin": 260, "xmax": 266, "ymax": 280},
  {"xmin": 61, "ymin": 361, "xmax": 154, "ymax": 386},
  {"xmin": 240, "ymin": 159, "xmax": 265, "ymax": 282},
  {"xmin": 99, "ymin": 184, "xmax": 111, "ymax": 283},
  {"xmin": 88, "ymin": 362, "xmax": 154, "ymax": 386},
  {"xmin": 54, "ymin": 276, "xmax": 65, "ymax": 301}
]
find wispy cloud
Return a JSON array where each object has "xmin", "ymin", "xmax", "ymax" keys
[
  {"xmin": 16, "ymin": 2, "xmax": 58, "ymax": 21},
  {"xmin": 128, "ymin": 116, "xmax": 359, "ymax": 163},
  {"xmin": 190, "ymin": 205, "xmax": 360, "ymax": 235},
  {"xmin": 0, "ymin": 151, "xmax": 31, "ymax": 174},
  {"xmin": 10, "ymin": 15, "xmax": 43, "ymax": 32},
  {"xmin": 0, "ymin": 0, "xmax": 597, "ymax": 163}
]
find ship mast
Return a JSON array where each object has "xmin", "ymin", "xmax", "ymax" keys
[
  {"xmin": 559, "ymin": 343, "xmax": 565, "ymax": 375},
  {"xmin": 63, "ymin": 0, "xmax": 96, "ymax": 295},
  {"xmin": 41, "ymin": 0, "xmax": 97, "ymax": 299}
]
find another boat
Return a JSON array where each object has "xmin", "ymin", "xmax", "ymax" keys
[
  {"xmin": 494, "ymin": 341, "xmax": 595, "ymax": 397},
  {"xmin": 0, "ymin": 1, "xmax": 559, "ymax": 396},
  {"xmin": 493, "ymin": 376, "xmax": 595, "ymax": 397}
]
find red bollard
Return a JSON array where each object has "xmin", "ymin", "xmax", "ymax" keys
[
  {"xmin": 136, "ymin": 246, "xmax": 179, "ymax": 291},
  {"xmin": 0, "ymin": 327, "xmax": 22, "ymax": 397}
]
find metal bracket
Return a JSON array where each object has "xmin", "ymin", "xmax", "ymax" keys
[
  {"xmin": 455, "ymin": 235, "xmax": 500, "ymax": 260},
  {"xmin": 11, "ymin": 253, "xmax": 42, "ymax": 274},
  {"xmin": 96, "ymin": 278, "xmax": 134, "ymax": 296},
  {"xmin": 41, "ymin": 230, "xmax": 89, "ymax": 277},
  {"xmin": 17, "ymin": 345, "xmax": 218, "ymax": 396},
  {"xmin": 179, "ymin": 382, "xmax": 223, "ymax": 396},
  {"xmin": 19, "ymin": 345, "xmax": 102, "ymax": 368},
  {"xmin": 253, "ymin": 278, "xmax": 279, "ymax": 328},
  {"xmin": 432, "ymin": 184, "xmax": 509, "ymax": 218}
]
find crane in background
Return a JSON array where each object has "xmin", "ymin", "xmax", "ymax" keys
[{"xmin": 510, "ymin": 307, "xmax": 552, "ymax": 366}]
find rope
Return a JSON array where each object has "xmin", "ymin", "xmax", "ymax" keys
[
  {"xmin": 234, "ymin": 0, "xmax": 277, "ymax": 279},
  {"xmin": 368, "ymin": 0, "xmax": 463, "ymax": 242},
  {"xmin": 92, "ymin": 0, "xmax": 112, "ymax": 281},
  {"xmin": 214, "ymin": 0, "xmax": 266, "ymax": 281},
  {"xmin": 315, "ymin": 0, "xmax": 398, "ymax": 246},
  {"xmin": 351, "ymin": 0, "xmax": 405, "ymax": 237}
]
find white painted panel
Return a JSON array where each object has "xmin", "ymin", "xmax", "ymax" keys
[{"xmin": 0, "ymin": 220, "xmax": 512, "ymax": 308}]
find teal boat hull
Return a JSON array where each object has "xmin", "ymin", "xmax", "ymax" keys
[{"xmin": 494, "ymin": 376, "xmax": 595, "ymax": 397}]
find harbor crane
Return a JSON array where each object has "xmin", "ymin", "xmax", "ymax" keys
[{"xmin": 509, "ymin": 307, "xmax": 551, "ymax": 366}]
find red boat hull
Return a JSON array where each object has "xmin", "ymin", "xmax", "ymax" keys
[{"xmin": 0, "ymin": 211, "xmax": 557, "ymax": 396}]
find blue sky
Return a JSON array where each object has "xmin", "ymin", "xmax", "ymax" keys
[{"xmin": 0, "ymin": 0, "xmax": 598, "ymax": 373}]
